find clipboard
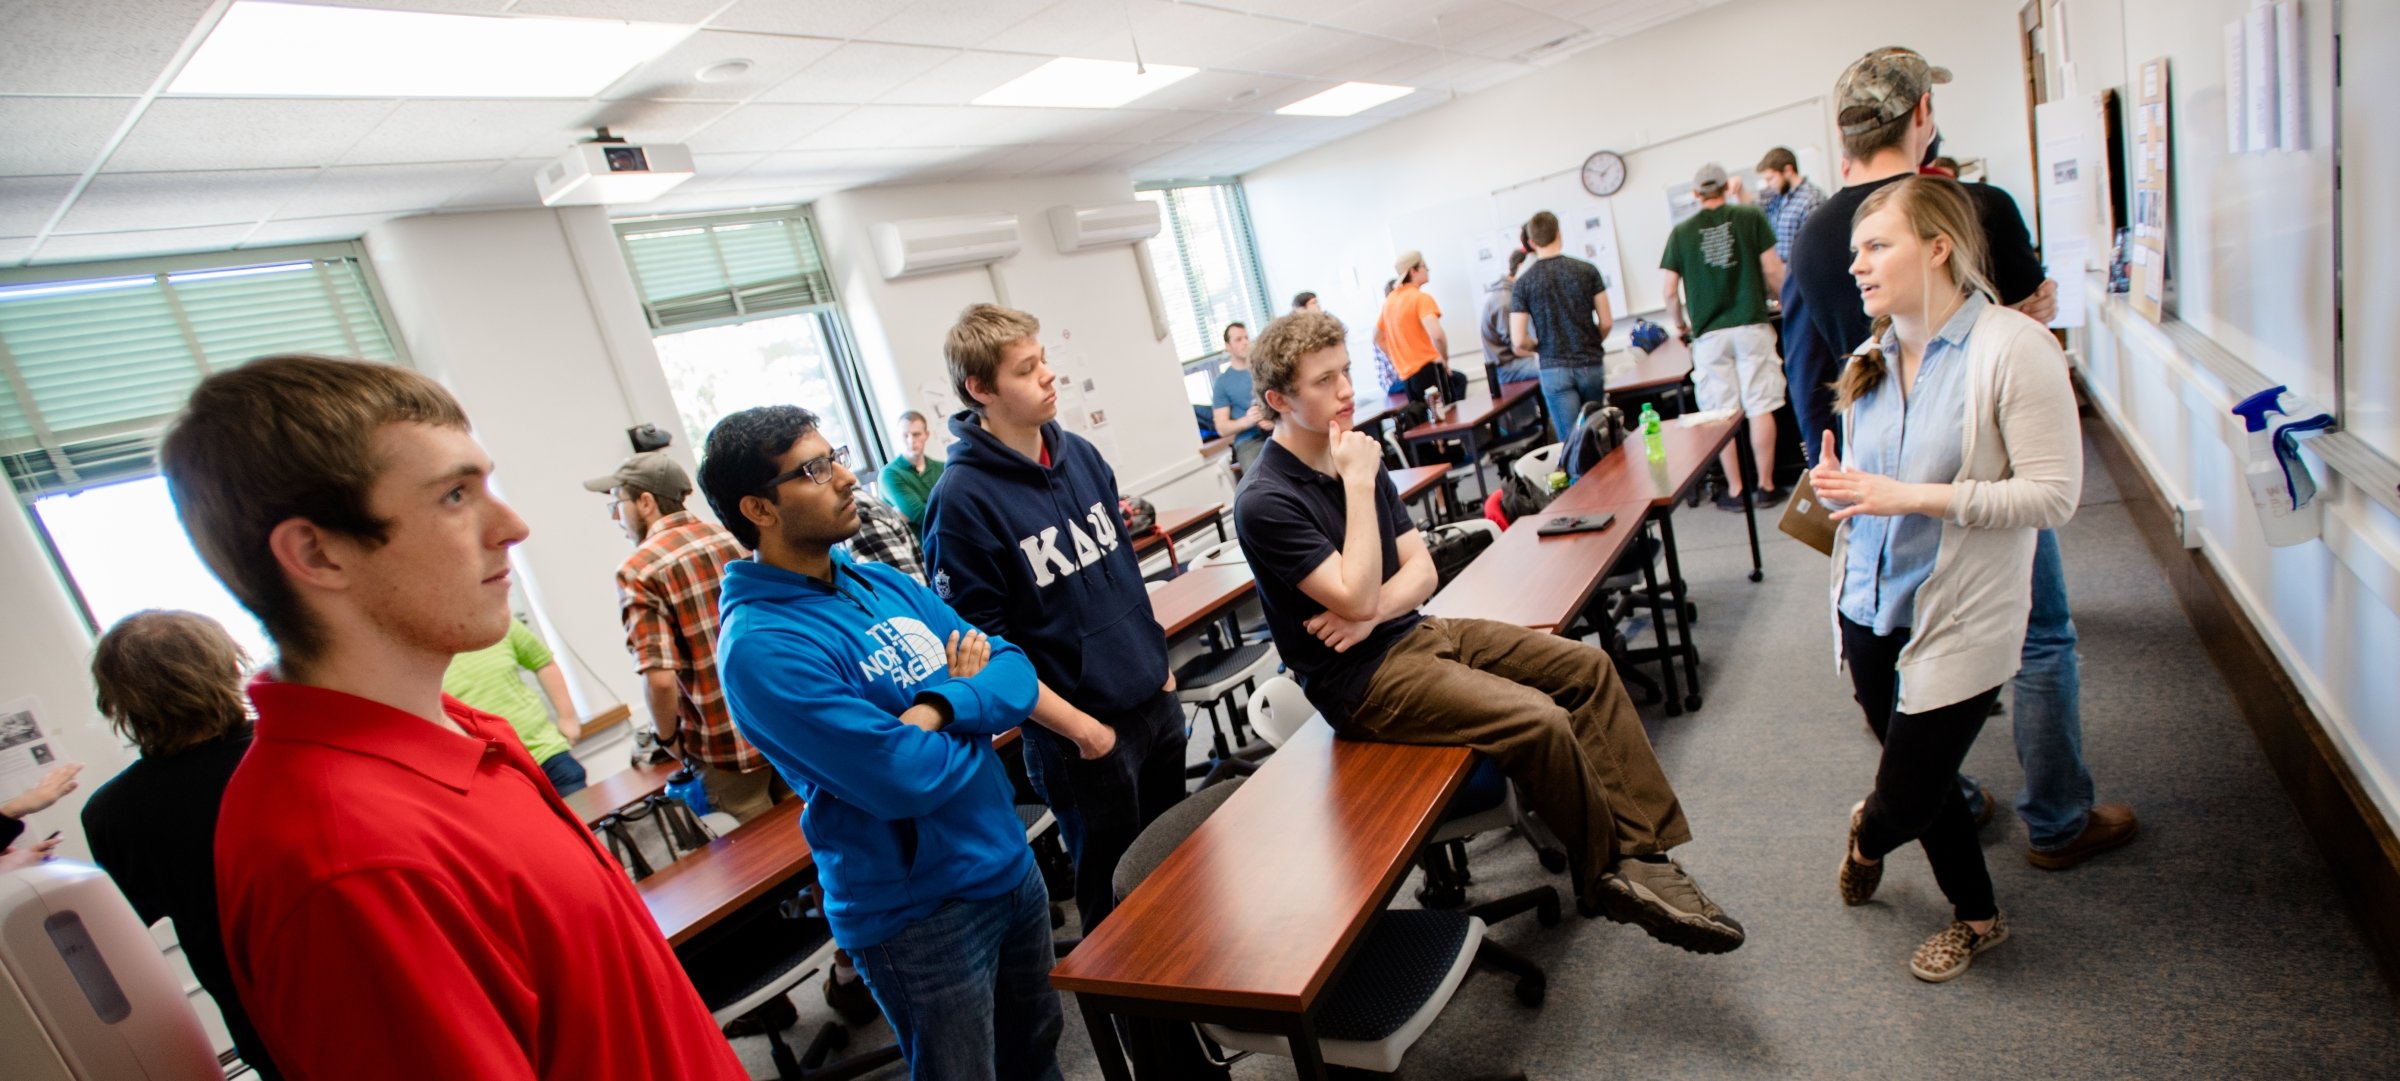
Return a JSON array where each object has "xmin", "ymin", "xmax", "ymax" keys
[{"xmin": 1778, "ymin": 471, "xmax": 1836, "ymax": 557}]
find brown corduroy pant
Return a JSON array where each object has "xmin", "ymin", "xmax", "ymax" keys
[{"xmin": 1342, "ymin": 617, "xmax": 1692, "ymax": 895}]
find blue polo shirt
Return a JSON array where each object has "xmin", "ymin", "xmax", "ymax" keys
[{"xmin": 1232, "ymin": 439, "xmax": 1421, "ymax": 723}]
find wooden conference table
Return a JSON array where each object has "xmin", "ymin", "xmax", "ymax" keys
[
  {"xmin": 1149, "ymin": 561, "xmax": 1256, "ymax": 645},
  {"xmin": 1388, "ymin": 462, "xmax": 1455, "ymax": 525},
  {"xmin": 1422, "ymin": 497, "xmax": 1654, "ymax": 633},
  {"xmin": 1049, "ymin": 721, "xmax": 1474, "ymax": 1080},
  {"xmin": 567, "ymin": 758, "xmax": 679, "ymax": 829},
  {"xmin": 638, "ymin": 797, "xmax": 811, "ymax": 948}
]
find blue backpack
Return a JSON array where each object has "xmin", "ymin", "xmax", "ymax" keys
[{"xmin": 1629, "ymin": 318, "xmax": 1669, "ymax": 353}]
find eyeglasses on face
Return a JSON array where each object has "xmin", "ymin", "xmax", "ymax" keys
[{"xmin": 756, "ymin": 445, "xmax": 851, "ymax": 492}]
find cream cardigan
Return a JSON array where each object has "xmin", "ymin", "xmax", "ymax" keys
[{"xmin": 1829, "ymin": 301, "xmax": 2083, "ymax": 713}]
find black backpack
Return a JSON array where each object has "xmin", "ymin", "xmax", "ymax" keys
[
  {"xmin": 1497, "ymin": 466, "xmax": 1553, "ymax": 523},
  {"xmin": 1423, "ymin": 522, "xmax": 1495, "ymax": 589},
  {"xmin": 1562, "ymin": 401, "xmax": 1627, "ymax": 482}
]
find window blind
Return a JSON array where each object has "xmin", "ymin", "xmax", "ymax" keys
[
  {"xmin": 1137, "ymin": 183, "xmax": 1272, "ymax": 365},
  {"xmin": 616, "ymin": 210, "xmax": 836, "ymax": 330},
  {"xmin": 0, "ymin": 253, "xmax": 400, "ymax": 500}
]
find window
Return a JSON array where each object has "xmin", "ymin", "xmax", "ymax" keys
[
  {"xmin": 0, "ymin": 244, "xmax": 405, "ymax": 649},
  {"xmin": 615, "ymin": 208, "xmax": 883, "ymax": 468},
  {"xmin": 1137, "ymin": 182, "xmax": 1272, "ymax": 368}
]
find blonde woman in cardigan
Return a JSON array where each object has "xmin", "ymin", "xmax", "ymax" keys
[{"xmin": 1811, "ymin": 176, "xmax": 2081, "ymax": 982}]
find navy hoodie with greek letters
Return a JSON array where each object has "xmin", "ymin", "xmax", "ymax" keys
[{"xmin": 923, "ymin": 411, "xmax": 1170, "ymax": 718}]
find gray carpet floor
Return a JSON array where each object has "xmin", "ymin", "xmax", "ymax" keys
[{"xmin": 736, "ymin": 436, "xmax": 2400, "ymax": 1079}]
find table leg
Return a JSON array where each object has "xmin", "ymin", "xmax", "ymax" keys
[
  {"xmin": 1468, "ymin": 430, "xmax": 1491, "ymax": 505},
  {"xmin": 1286, "ymin": 1012, "xmax": 1330, "ymax": 1080},
  {"xmin": 1214, "ymin": 514, "xmax": 1229, "ymax": 543},
  {"xmin": 1636, "ymin": 522, "xmax": 1683, "ymax": 718},
  {"xmin": 1078, "ymin": 996, "xmax": 1136, "ymax": 1081},
  {"xmin": 1732, "ymin": 416, "xmax": 1764, "ymax": 582},
  {"xmin": 1657, "ymin": 512, "xmax": 1702, "ymax": 712}
]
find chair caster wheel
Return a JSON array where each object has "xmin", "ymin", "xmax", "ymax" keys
[
  {"xmin": 1538, "ymin": 848, "xmax": 1568, "ymax": 873},
  {"xmin": 1747, "ymin": 570, "xmax": 1763, "ymax": 583},
  {"xmin": 1515, "ymin": 974, "xmax": 1546, "ymax": 1007},
  {"xmin": 1683, "ymin": 694, "xmax": 1703, "ymax": 711},
  {"xmin": 1536, "ymin": 895, "xmax": 1562, "ymax": 927}
]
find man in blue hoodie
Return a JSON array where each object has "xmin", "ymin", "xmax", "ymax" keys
[
  {"xmin": 699, "ymin": 404, "xmax": 1062, "ymax": 1081},
  {"xmin": 921, "ymin": 302, "xmax": 1187, "ymax": 937}
]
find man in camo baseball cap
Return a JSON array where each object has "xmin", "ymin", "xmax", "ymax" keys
[{"xmin": 1834, "ymin": 46, "xmax": 1952, "ymax": 137}]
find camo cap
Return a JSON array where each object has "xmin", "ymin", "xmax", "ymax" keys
[{"xmin": 1835, "ymin": 47, "xmax": 1951, "ymax": 136}]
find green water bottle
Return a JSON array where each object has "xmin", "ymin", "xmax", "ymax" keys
[{"xmin": 1640, "ymin": 402, "xmax": 1665, "ymax": 461}]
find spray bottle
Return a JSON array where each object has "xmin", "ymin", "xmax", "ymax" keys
[{"xmin": 2229, "ymin": 385, "xmax": 2334, "ymax": 548}]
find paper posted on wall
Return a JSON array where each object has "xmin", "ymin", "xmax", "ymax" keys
[{"xmin": 0, "ymin": 698, "xmax": 60, "ymax": 797}]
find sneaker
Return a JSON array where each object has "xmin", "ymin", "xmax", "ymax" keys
[
  {"xmin": 2028, "ymin": 802, "xmax": 2139, "ymax": 870},
  {"xmin": 1713, "ymin": 491, "xmax": 1749, "ymax": 511},
  {"xmin": 1839, "ymin": 802, "xmax": 1882, "ymax": 906},
  {"xmin": 722, "ymin": 993, "xmax": 798, "ymax": 1037},
  {"xmin": 1592, "ymin": 856, "xmax": 1746, "ymax": 954},
  {"xmin": 1909, "ymin": 912, "xmax": 2010, "ymax": 982},
  {"xmin": 1753, "ymin": 486, "xmax": 1790, "ymax": 509}
]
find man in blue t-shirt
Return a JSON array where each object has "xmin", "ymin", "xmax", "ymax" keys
[
  {"xmin": 1209, "ymin": 321, "xmax": 1271, "ymax": 472},
  {"xmin": 1233, "ymin": 309, "xmax": 1745, "ymax": 957},
  {"xmin": 921, "ymin": 303, "xmax": 1187, "ymax": 938},
  {"xmin": 701, "ymin": 404, "xmax": 1061, "ymax": 1080}
]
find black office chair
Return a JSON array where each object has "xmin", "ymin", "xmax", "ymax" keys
[{"xmin": 675, "ymin": 886, "xmax": 901, "ymax": 1080}]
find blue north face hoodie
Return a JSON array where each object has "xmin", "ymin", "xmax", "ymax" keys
[
  {"xmin": 923, "ymin": 412, "xmax": 1170, "ymax": 717},
  {"xmin": 715, "ymin": 549, "xmax": 1037, "ymax": 949}
]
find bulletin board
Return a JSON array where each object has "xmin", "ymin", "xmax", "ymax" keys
[{"xmin": 2128, "ymin": 57, "xmax": 2171, "ymax": 322}]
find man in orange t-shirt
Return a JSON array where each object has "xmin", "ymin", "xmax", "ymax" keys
[{"xmin": 1375, "ymin": 250, "xmax": 1453, "ymax": 403}]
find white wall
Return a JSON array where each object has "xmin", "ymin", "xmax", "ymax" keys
[
  {"xmin": 811, "ymin": 172, "xmax": 1230, "ymax": 509},
  {"xmin": 364, "ymin": 206, "xmax": 688, "ymax": 767},
  {"xmin": 0, "ymin": 500, "xmax": 133, "ymax": 862},
  {"xmin": 1242, "ymin": 0, "xmax": 2041, "ymax": 392}
]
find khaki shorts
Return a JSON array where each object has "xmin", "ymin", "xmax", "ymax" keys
[
  {"xmin": 1691, "ymin": 323, "xmax": 1786, "ymax": 417},
  {"xmin": 699, "ymin": 761, "xmax": 792, "ymax": 824}
]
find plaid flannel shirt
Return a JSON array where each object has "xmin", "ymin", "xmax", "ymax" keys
[
  {"xmin": 616, "ymin": 512, "xmax": 764, "ymax": 773},
  {"xmin": 1762, "ymin": 178, "xmax": 1828, "ymax": 263},
  {"xmin": 845, "ymin": 494, "xmax": 926, "ymax": 584}
]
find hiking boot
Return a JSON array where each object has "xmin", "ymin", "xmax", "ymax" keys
[
  {"xmin": 721, "ymin": 992, "xmax": 798, "ymax": 1037},
  {"xmin": 1910, "ymin": 912, "xmax": 2010, "ymax": 982},
  {"xmin": 1591, "ymin": 856, "xmax": 1745, "ymax": 954},
  {"xmin": 1840, "ymin": 802, "xmax": 1882, "ymax": 906},
  {"xmin": 2028, "ymin": 802, "xmax": 2139, "ymax": 870}
]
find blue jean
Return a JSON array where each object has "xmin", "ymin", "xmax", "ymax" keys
[
  {"xmin": 1538, "ymin": 363, "xmax": 1609, "ymax": 443},
  {"xmin": 539, "ymin": 750, "xmax": 587, "ymax": 797},
  {"xmin": 1961, "ymin": 529, "xmax": 2095, "ymax": 849},
  {"xmin": 851, "ymin": 864, "xmax": 1064, "ymax": 1081},
  {"xmin": 1022, "ymin": 690, "xmax": 1188, "ymax": 934}
]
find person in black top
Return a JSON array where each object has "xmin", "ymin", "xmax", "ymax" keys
[
  {"xmin": 1510, "ymin": 210, "xmax": 1614, "ymax": 439},
  {"xmin": 80, "ymin": 610, "xmax": 280, "ymax": 1080},
  {"xmin": 1791, "ymin": 45, "xmax": 2137, "ymax": 875},
  {"xmin": 1233, "ymin": 310, "xmax": 1745, "ymax": 956}
]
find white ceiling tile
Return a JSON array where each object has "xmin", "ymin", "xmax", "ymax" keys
[
  {"xmin": 573, "ymin": 102, "xmax": 742, "ymax": 148},
  {"xmin": 1115, "ymin": 1, "xmax": 1295, "ymax": 69},
  {"xmin": 1455, "ymin": 13, "xmax": 1591, "ymax": 59},
  {"xmin": 1088, "ymin": 110, "xmax": 1215, "ymax": 143},
  {"xmin": 0, "ymin": 97, "xmax": 141, "ymax": 176},
  {"xmin": 0, "ymin": 237, "xmax": 36, "ymax": 266},
  {"xmin": 599, "ymin": 31, "xmax": 844, "ymax": 102},
  {"xmin": 709, "ymin": 0, "xmax": 894, "ymax": 40},
  {"xmin": 0, "ymin": 0, "xmax": 214, "ymax": 96},
  {"xmin": 856, "ymin": 0, "xmax": 1058, "ymax": 51},
  {"xmin": 277, "ymin": 162, "xmax": 493, "ymax": 219},
  {"xmin": 1132, "ymin": 71, "xmax": 1306, "ymax": 114},
  {"xmin": 1584, "ymin": 0, "xmax": 1703, "ymax": 39},
  {"xmin": 507, "ymin": 0, "xmax": 726, "ymax": 21},
  {"xmin": 747, "ymin": 147, "xmax": 971, "ymax": 184},
  {"xmin": 1171, "ymin": 113, "xmax": 1257, "ymax": 143},
  {"xmin": 979, "ymin": 0, "xmax": 1119, "ymax": 55},
  {"xmin": 57, "ymin": 168, "xmax": 319, "ymax": 233},
  {"xmin": 1240, "ymin": 25, "xmax": 1392, "ymax": 78},
  {"xmin": 681, "ymin": 104, "xmax": 853, "ymax": 154},
  {"xmin": 0, "ymin": 176, "xmax": 78, "ymax": 236},
  {"xmin": 304, "ymin": 1, "xmax": 513, "ymax": 11},
  {"xmin": 441, "ymin": 160, "xmax": 549, "ymax": 209},
  {"xmin": 753, "ymin": 42, "xmax": 960, "ymax": 105},
  {"xmin": 1318, "ymin": 0, "xmax": 1447, "ymax": 37},
  {"xmin": 240, "ymin": 212, "xmax": 403, "ymax": 248},
  {"xmin": 787, "ymin": 106, "xmax": 1090, "ymax": 150},
  {"xmin": 32, "ymin": 224, "xmax": 262, "ymax": 265},
  {"xmin": 874, "ymin": 52, "xmax": 1051, "ymax": 107},
  {"xmin": 1031, "ymin": 142, "xmax": 1139, "ymax": 174},
  {"xmin": 104, "ymin": 98, "xmax": 400, "ymax": 173},
  {"xmin": 341, "ymin": 100, "xmax": 597, "ymax": 164}
]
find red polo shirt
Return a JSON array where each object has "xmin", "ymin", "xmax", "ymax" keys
[{"xmin": 217, "ymin": 676, "xmax": 744, "ymax": 1081}]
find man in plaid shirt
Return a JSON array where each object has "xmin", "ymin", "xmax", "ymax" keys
[
  {"xmin": 586, "ymin": 451, "xmax": 789, "ymax": 822},
  {"xmin": 845, "ymin": 490, "xmax": 925, "ymax": 584},
  {"xmin": 1754, "ymin": 146, "xmax": 1827, "ymax": 263}
]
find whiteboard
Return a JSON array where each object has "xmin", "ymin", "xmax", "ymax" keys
[
  {"xmin": 2340, "ymin": 0, "xmax": 2397, "ymax": 460},
  {"xmin": 1491, "ymin": 175, "xmax": 1630, "ymax": 320}
]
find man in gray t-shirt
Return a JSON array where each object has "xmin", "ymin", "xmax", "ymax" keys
[{"xmin": 1509, "ymin": 210, "xmax": 1612, "ymax": 437}]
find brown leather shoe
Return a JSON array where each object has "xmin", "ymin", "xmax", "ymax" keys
[{"xmin": 2028, "ymin": 802, "xmax": 2139, "ymax": 870}]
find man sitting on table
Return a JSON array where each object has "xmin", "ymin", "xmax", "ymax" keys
[
  {"xmin": 701, "ymin": 404, "xmax": 1063, "ymax": 1081},
  {"xmin": 1233, "ymin": 311, "xmax": 1746, "ymax": 955}
]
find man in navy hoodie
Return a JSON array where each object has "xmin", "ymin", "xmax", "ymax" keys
[
  {"xmin": 921, "ymin": 303, "xmax": 1188, "ymax": 937},
  {"xmin": 699, "ymin": 404, "xmax": 1063, "ymax": 1081}
]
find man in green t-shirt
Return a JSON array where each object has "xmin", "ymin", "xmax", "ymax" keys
[
  {"xmin": 877, "ymin": 410, "xmax": 944, "ymax": 534},
  {"xmin": 1661, "ymin": 162, "xmax": 1790, "ymax": 510},
  {"xmin": 442, "ymin": 617, "xmax": 587, "ymax": 795}
]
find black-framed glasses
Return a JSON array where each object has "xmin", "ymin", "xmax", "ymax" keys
[{"xmin": 757, "ymin": 446, "xmax": 850, "ymax": 492}]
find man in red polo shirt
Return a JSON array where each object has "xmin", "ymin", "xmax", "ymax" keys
[{"xmin": 160, "ymin": 354, "xmax": 744, "ymax": 1081}]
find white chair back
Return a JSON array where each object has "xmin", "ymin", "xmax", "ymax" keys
[
  {"xmin": 1512, "ymin": 442, "xmax": 1563, "ymax": 488},
  {"xmin": 1251, "ymin": 675, "xmax": 1318, "ymax": 749},
  {"xmin": 1184, "ymin": 538, "xmax": 1246, "ymax": 571}
]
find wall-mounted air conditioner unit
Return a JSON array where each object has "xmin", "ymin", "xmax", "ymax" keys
[
  {"xmin": 872, "ymin": 212, "xmax": 1021, "ymax": 279},
  {"xmin": 1047, "ymin": 201, "xmax": 1163, "ymax": 253}
]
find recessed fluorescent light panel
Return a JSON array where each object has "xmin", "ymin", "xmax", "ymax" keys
[
  {"xmin": 168, "ymin": 1, "xmax": 693, "ymax": 98},
  {"xmin": 1276, "ymin": 82, "xmax": 1415, "ymax": 117},
  {"xmin": 972, "ymin": 57, "xmax": 1198, "ymax": 109}
]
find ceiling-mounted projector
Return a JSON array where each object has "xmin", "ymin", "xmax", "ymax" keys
[{"xmin": 537, "ymin": 129, "xmax": 694, "ymax": 206}]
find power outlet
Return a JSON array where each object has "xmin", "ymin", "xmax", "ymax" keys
[{"xmin": 2174, "ymin": 500, "xmax": 2205, "ymax": 549}]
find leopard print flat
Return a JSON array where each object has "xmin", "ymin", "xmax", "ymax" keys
[
  {"xmin": 1839, "ymin": 801, "xmax": 1881, "ymax": 906},
  {"xmin": 1910, "ymin": 912, "xmax": 2010, "ymax": 982}
]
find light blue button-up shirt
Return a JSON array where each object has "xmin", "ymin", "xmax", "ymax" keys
[{"xmin": 1838, "ymin": 292, "xmax": 1988, "ymax": 634}]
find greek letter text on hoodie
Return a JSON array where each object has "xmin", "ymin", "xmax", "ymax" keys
[
  {"xmin": 715, "ymin": 549, "xmax": 1037, "ymax": 949},
  {"xmin": 923, "ymin": 412, "xmax": 1169, "ymax": 717}
]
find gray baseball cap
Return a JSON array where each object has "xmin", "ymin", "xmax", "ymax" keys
[
  {"xmin": 1834, "ymin": 46, "xmax": 1952, "ymax": 137},
  {"xmin": 583, "ymin": 450, "xmax": 692, "ymax": 500},
  {"xmin": 1693, "ymin": 162, "xmax": 1728, "ymax": 195}
]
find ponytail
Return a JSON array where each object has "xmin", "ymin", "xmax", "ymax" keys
[{"xmin": 1834, "ymin": 315, "xmax": 1895, "ymax": 412}]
